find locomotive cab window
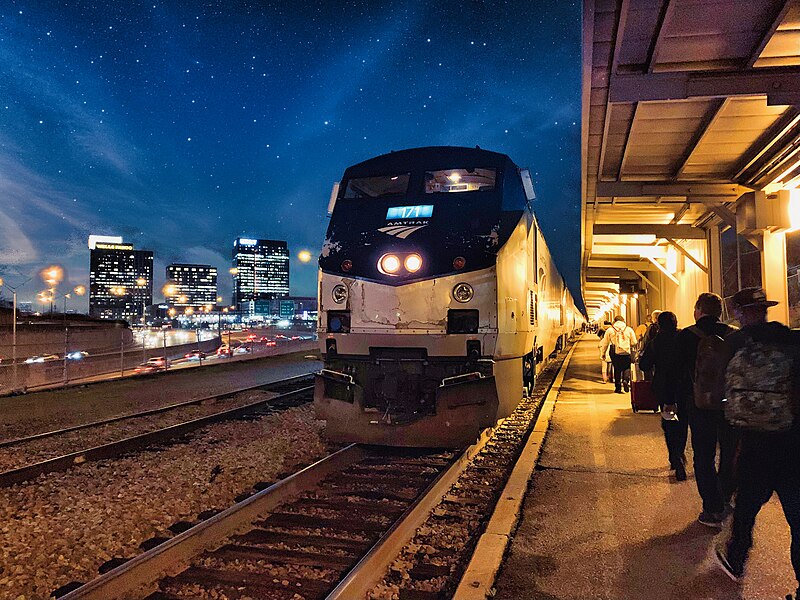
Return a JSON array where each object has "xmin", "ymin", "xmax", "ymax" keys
[
  {"xmin": 424, "ymin": 168, "xmax": 495, "ymax": 193},
  {"xmin": 344, "ymin": 173, "xmax": 410, "ymax": 199}
]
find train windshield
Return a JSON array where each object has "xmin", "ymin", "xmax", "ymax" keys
[
  {"xmin": 425, "ymin": 168, "xmax": 495, "ymax": 193},
  {"xmin": 344, "ymin": 173, "xmax": 410, "ymax": 199}
]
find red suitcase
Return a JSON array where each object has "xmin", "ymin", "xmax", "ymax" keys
[{"xmin": 630, "ymin": 379, "xmax": 659, "ymax": 413}]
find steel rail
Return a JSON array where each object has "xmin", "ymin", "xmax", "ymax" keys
[
  {"xmin": 59, "ymin": 444, "xmax": 367, "ymax": 600},
  {"xmin": 326, "ymin": 427, "xmax": 495, "ymax": 599},
  {"xmin": 0, "ymin": 372, "xmax": 315, "ymax": 449},
  {"xmin": 58, "ymin": 444, "xmax": 468, "ymax": 600},
  {"xmin": 0, "ymin": 383, "xmax": 314, "ymax": 488}
]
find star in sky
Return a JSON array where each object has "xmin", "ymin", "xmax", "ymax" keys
[{"xmin": 0, "ymin": 0, "xmax": 581, "ymax": 307}]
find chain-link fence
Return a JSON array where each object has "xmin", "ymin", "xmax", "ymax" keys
[{"xmin": 0, "ymin": 326, "xmax": 317, "ymax": 394}]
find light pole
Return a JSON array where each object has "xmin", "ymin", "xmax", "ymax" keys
[{"xmin": 0, "ymin": 276, "xmax": 33, "ymax": 392}]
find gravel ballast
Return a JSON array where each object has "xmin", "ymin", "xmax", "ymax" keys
[
  {"xmin": 0, "ymin": 405, "xmax": 330, "ymax": 599},
  {"xmin": 0, "ymin": 390, "xmax": 278, "ymax": 473}
]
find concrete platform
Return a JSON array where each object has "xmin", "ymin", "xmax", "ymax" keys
[{"xmin": 493, "ymin": 336, "xmax": 796, "ymax": 600}]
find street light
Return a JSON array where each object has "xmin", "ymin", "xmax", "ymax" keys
[{"xmin": 163, "ymin": 283, "xmax": 177, "ymax": 298}]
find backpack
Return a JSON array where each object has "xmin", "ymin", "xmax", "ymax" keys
[
  {"xmin": 724, "ymin": 339, "xmax": 795, "ymax": 432},
  {"xmin": 611, "ymin": 326, "xmax": 633, "ymax": 355},
  {"xmin": 689, "ymin": 325, "xmax": 729, "ymax": 410}
]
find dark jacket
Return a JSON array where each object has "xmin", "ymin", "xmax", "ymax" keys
[
  {"xmin": 639, "ymin": 328, "xmax": 681, "ymax": 406},
  {"xmin": 725, "ymin": 320, "xmax": 798, "ymax": 356},
  {"xmin": 675, "ymin": 315, "xmax": 737, "ymax": 401}
]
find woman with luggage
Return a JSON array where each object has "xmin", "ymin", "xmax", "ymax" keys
[{"xmin": 639, "ymin": 311, "xmax": 688, "ymax": 481}]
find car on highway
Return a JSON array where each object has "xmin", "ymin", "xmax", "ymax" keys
[
  {"xmin": 134, "ymin": 356, "xmax": 170, "ymax": 374},
  {"xmin": 184, "ymin": 350, "xmax": 207, "ymax": 361},
  {"xmin": 275, "ymin": 334, "xmax": 288, "ymax": 340},
  {"xmin": 245, "ymin": 334, "xmax": 258, "ymax": 342},
  {"xmin": 264, "ymin": 339, "xmax": 277, "ymax": 347},
  {"xmin": 216, "ymin": 345, "xmax": 231, "ymax": 357},
  {"xmin": 66, "ymin": 351, "xmax": 89, "ymax": 360},
  {"xmin": 25, "ymin": 354, "xmax": 60, "ymax": 364},
  {"xmin": 232, "ymin": 345, "xmax": 251, "ymax": 355},
  {"xmin": 290, "ymin": 336, "xmax": 301, "ymax": 341}
]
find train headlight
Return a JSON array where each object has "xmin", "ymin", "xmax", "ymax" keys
[
  {"xmin": 331, "ymin": 284, "xmax": 348, "ymax": 304},
  {"xmin": 378, "ymin": 254, "xmax": 401, "ymax": 275},
  {"xmin": 453, "ymin": 282, "xmax": 474, "ymax": 303},
  {"xmin": 404, "ymin": 253, "xmax": 422, "ymax": 273}
]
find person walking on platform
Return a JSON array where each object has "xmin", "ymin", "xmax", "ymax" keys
[
  {"xmin": 676, "ymin": 292, "xmax": 737, "ymax": 528},
  {"xmin": 634, "ymin": 314, "xmax": 650, "ymax": 341},
  {"xmin": 600, "ymin": 315, "xmax": 637, "ymax": 394},
  {"xmin": 598, "ymin": 320, "xmax": 613, "ymax": 384},
  {"xmin": 639, "ymin": 309, "xmax": 663, "ymax": 349},
  {"xmin": 638, "ymin": 311, "xmax": 688, "ymax": 481},
  {"xmin": 713, "ymin": 288, "xmax": 800, "ymax": 600}
]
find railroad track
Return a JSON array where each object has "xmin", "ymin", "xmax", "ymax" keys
[
  {"xmin": 55, "ymin": 341, "xmax": 574, "ymax": 600},
  {"xmin": 0, "ymin": 373, "xmax": 315, "ymax": 488},
  {"xmin": 54, "ymin": 443, "xmax": 472, "ymax": 599}
]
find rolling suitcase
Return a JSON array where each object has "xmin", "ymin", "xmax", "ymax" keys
[{"xmin": 630, "ymin": 364, "xmax": 659, "ymax": 413}]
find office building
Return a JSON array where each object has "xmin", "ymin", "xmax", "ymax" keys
[
  {"xmin": 165, "ymin": 263, "xmax": 218, "ymax": 308},
  {"xmin": 232, "ymin": 238, "xmax": 289, "ymax": 308},
  {"xmin": 88, "ymin": 235, "xmax": 153, "ymax": 322}
]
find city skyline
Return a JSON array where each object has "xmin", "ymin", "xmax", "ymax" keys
[{"xmin": 0, "ymin": 1, "xmax": 581, "ymax": 307}]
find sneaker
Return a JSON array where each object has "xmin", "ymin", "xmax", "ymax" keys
[
  {"xmin": 713, "ymin": 545, "xmax": 743, "ymax": 582},
  {"xmin": 698, "ymin": 511, "xmax": 725, "ymax": 528}
]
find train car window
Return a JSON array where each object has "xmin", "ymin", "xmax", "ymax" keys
[
  {"xmin": 344, "ymin": 173, "xmax": 410, "ymax": 199},
  {"xmin": 424, "ymin": 168, "xmax": 495, "ymax": 193}
]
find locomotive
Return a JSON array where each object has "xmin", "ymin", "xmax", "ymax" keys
[{"xmin": 314, "ymin": 146, "xmax": 582, "ymax": 447}]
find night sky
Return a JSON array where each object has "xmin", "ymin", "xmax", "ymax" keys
[{"xmin": 0, "ymin": 0, "xmax": 581, "ymax": 309}]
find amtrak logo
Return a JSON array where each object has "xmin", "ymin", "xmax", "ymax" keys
[{"xmin": 378, "ymin": 223, "xmax": 428, "ymax": 239}]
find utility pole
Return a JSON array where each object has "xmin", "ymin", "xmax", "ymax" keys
[
  {"xmin": 62, "ymin": 326, "xmax": 69, "ymax": 384},
  {"xmin": 12, "ymin": 290, "xmax": 17, "ymax": 391}
]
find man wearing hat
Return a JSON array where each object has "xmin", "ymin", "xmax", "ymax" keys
[{"xmin": 714, "ymin": 287, "xmax": 800, "ymax": 600}]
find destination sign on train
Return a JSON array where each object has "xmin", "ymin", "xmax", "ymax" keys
[{"xmin": 386, "ymin": 205, "xmax": 434, "ymax": 220}]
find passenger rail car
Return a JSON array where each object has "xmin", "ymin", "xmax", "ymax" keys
[{"xmin": 315, "ymin": 146, "xmax": 582, "ymax": 447}]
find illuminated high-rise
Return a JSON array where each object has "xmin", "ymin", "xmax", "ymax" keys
[
  {"xmin": 166, "ymin": 264, "xmax": 218, "ymax": 308},
  {"xmin": 88, "ymin": 235, "xmax": 153, "ymax": 322},
  {"xmin": 232, "ymin": 238, "xmax": 289, "ymax": 308}
]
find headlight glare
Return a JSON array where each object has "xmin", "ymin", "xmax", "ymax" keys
[
  {"xmin": 379, "ymin": 254, "xmax": 401, "ymax": 274},
  {"xmin": 404, "ymin": 253, "xmax": 422, "ymax": 273},
  {"xmin": 453, "ymin": 282, "xmax": 474, "ymax": 303},
  {"xmin": 331, "ymin": 284, "xmax": 348, "ymax": 304}
]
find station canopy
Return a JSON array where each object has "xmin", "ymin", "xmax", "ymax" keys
[{"xmin": 582, "ymin": 0, "xmax": 800, "ymax": 320}]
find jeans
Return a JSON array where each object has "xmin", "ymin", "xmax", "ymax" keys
[
  {"xmin": 689, "ymin": 405, "xmax": 738, "ymax": 514},
  {"xmin": 661, "ymin": 401, "xmax": 689, "ymax": 469},
  {"xmin": 610, "ymin": 351, "xmax": 631, "ymax": 392},
  {"xmin": 726, "ymin": 432, "xmax": 800, "ymax": 582}
]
